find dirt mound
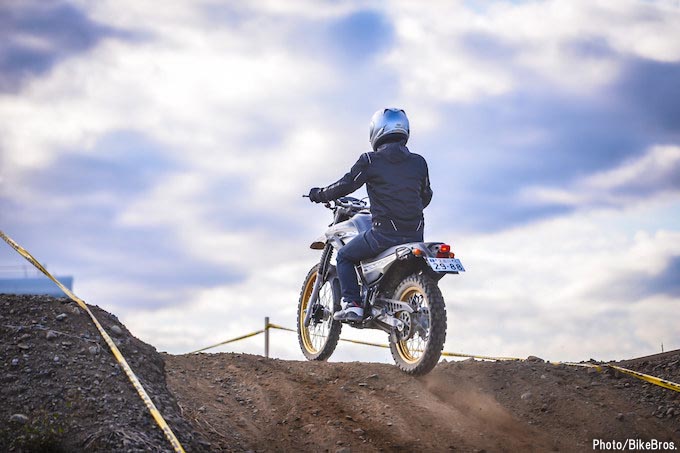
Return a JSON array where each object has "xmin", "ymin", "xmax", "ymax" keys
[
  {"xmin": 166, "ymin": 353, "xmax": 680, "ymax": 452},
  {"xmin": 0, "ymin": 294, "xmax": 209, "ymax": 452},
  {"xmin": 2, "ymin": 294, "xmax": 679, "ymax": 452}
]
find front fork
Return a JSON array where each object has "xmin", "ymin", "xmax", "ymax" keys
[{"xmin": 304, "ymin": 243, "xmax": 333, "ymax": 327}]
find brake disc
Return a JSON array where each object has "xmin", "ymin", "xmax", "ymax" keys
[
  {"xmin": 412, "ymin": 308, "xmax": 430, "ymax": 338},
  {"xmin": 311, "ymin": 304, "xmax": 326, "ymax": 324},
  {"xmin": 395, "ymin": 311, "xmax": 413, "ymax": 341}
]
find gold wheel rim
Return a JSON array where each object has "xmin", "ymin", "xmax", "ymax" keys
[
  {"xmin": 396, "ymin": 286, "xmax": 427, "ymax": 364},
  {"xmin": 299, "ymin": 272, "xmax": 335, "ymax": 354},
  {"xmin": 299, "ymin": 273, "xmax": 317, "ymax": 353}
]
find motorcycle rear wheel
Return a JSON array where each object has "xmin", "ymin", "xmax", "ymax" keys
[
  {"xmin": 389, "ymin": 273, "xmax": 447, "ymax": 375},
  {"xmin": 297, "ymin": 264, "xmax": 342, "ymax": 361}
]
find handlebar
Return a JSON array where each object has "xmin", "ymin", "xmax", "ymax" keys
[{"xmin": 302, "ymin": 194, "xmax": 368, "ymax": 212}]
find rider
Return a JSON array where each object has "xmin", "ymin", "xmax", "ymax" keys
[{"xmin": 308, "ymin": 108, "xmax": 433, "ymax": 322}]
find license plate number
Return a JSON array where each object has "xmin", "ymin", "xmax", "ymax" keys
[{"xmin": 426, "ymin": 257, "xmax": 465, "ymax": 273}]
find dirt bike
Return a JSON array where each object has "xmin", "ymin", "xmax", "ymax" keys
[{"xmin": 297, "ymin": 196, "xmax": 465, "ymax": 375}]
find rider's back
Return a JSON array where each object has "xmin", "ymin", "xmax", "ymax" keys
[{"xmin": 364, "ymin": 139, "xmax": 432, "ymax": 227}]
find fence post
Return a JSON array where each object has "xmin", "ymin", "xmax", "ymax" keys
[{"xmin": 264, "ymin": 316, "xmax": 270, "ymax": 358}]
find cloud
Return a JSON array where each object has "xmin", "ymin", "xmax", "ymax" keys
[
  {"xmin": 383, "ymin": 0, "xmax": 680, "ymax": 105},
  {"xmin": 520, "ymin": 145, "xmax": 680, "ymax": 209},
  {"xmin": 1, "ymin": 0, "xmax": 679, "ymax": 365},
  {"xmin": 0, "ymin": 0, "xmax": 131, "ymax": 93},
  {"xmin": 436, "ymin": 201, "xmax": 680, "ymax": 361}
]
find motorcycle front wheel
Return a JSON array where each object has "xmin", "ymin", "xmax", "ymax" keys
[
  {"xmin": 389, "ymin": 273, "xmax": 447, "ymax": 375},
  {"xmin": 297, "ymin": 264, "xmax": 342, "ymax": 361}
]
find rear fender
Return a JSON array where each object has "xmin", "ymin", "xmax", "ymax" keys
[
  {"xmin": 376, "ymin": 257, "xmax": 444, "ymax": 298},
  {"xmin": 361, "ymin": 242, "xmax": 447, "ymax": 290}
]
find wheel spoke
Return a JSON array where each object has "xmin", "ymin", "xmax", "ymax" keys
[
  {"xmin": 397, "ymin": 288, "xmax": 430, "ymax": 363},
  {"xmin": 302, "ymin": 278, "xmax": 335, "ymax": 353}
]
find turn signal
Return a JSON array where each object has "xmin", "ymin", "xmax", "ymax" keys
[{"xmin": 412, "ymin": 248, "xmax": 423, "ymax": 257}]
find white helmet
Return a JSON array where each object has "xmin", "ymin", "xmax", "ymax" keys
[{"xmin": 369, "ymin": 108, "xmax": 409, "ymax": 150}]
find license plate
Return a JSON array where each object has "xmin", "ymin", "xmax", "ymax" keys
[{"xmin": 426, "ymin": 257, "xmax": 465, "ymax": 273}]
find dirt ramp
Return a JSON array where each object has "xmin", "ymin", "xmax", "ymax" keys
[
  {"xmin": 166, "ymin": 353, "xmax": 680, "ymax": 452},
  {"xmin": 3, "ymin": 294, "xmax": 679, "ymax": 452},
  {"xmin": 0, "ymin": 294, "xmax": 209, "ymax": 452}
]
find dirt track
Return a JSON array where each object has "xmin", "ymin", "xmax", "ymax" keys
[
  {"xmin": 2, "ymin": 294, "xmax": 679, "ymax": 452},
  {"xmin": 166, "ymin": 353, "xmax": 680, "ymax": 452}
]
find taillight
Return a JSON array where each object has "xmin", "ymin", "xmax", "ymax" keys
[{"xmin": 436, "ymin": 244, "xmax": 454, "ymax": 258}]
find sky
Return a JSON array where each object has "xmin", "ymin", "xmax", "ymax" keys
[{"xmin": 1, "ymin": 0, "xmax": 679, "ymax": 364}]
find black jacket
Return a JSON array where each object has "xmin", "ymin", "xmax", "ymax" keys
[{"xmin": 316, "ymin": 140, "xmax": 433, "ymax": 232}]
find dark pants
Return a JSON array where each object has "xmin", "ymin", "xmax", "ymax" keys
[{"xmin": 336, "ymin": 228, "xmax": 423, "ymax": 302}]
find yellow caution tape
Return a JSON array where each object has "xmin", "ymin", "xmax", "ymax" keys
[
  {"xmin": 189, "ymin": 329, "xmax": 264, "ymax": 354},
  {"xmin": 269, "ymin": 324, "xmax": 390, "ymax": 349},
  {"xmin": 552, "ymin": 361, "xmax": 604, "ymax": 372},
  {"xmin": 0, "ymin": 231, "xmax": 186, "ymax": 453},
  {"xmin": 267, "ymin": 323, "xmax": 295, "ymax": 333},
  {"xmin": 606, "ymin": 364, "xmax": 680, "ymax": 393},
  {"xmin": 340, "ymin": 338, "xmax": 390, "ymax": 348},
  {"xmin": 441, "ymin": 351, "xmax": 521, "ymax": 361}
]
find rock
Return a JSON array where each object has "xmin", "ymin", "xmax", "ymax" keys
[
  {"xmin": 616, "ymin": 413, "xmax": 624, "ymax": 421},
  {"xmin": 336, "ymin": 448, "xmax": 351, "ymax": 453},
  {"xmin": 302, "ymin": 423, "xmax": 315, "ymax": 433},
  {"xmin": 110, "ymin": 325, "xmax": 123, "ymax": 336},
  {"xmin": 526, "ymin": 356, "xmax": 544, "ymax": 363},
  {"xmin": 358, "ymin": 382, "xmax": 368, "ymax": 387},
  {"xmin": 367, "ymin": 374, "xmax": 379, "ymax": 379},
  {"xmin": 11, "ymin": 358, "xmax": 19, "ymax": 366},
  {"xmin": 56, "ymin": 313, "xmax": 68, "ymax": 321},
  {"xmin": 54, "ymin": 356, "xmax": 60, "ymax": 363},
  {"xmin": 9, "ymin": 413, "xmax": 29, "ymax": 425},
  {"xmin": 352, "ymin": 428, "xmax": 365, "ymax": 435},
  {"xmin": 540, "ymin": 404, "xmax": 548, "ymax": 412},
  {"xmin": 17, "ymin": 343, "xmax": 30, "ymax": 350},
  {"xmin": 88, "ymin": 346, "xmax": 100, "ymax": 355},
  {"xmin": 46, "ymin": 330, "xmax": 58, "ymax": 340},
  {"xmin": 521, "ymin": 391, "xmax": 532, "ymax": 400},
  {"xmin": 198, "ymin": 406, "xmax": 206, "ymax": 412}
]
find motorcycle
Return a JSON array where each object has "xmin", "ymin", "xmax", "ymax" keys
[{"xmin": 297, "ymin": 196, "xmax": 465, "ymax": 375}]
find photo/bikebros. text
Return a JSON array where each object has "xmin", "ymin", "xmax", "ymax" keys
[{"xmin": 592, "ymin": 438, "xmax": 677, "ymax": 451}]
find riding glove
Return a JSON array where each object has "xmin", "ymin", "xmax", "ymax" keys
[{"xmin": 308, "ymin": 187, "xmax": 323, "ymax": 203}]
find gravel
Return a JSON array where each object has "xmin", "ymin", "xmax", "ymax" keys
[{"xmin": 0, "ymin": 294, "xmax": 209, "ymax": 452}]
